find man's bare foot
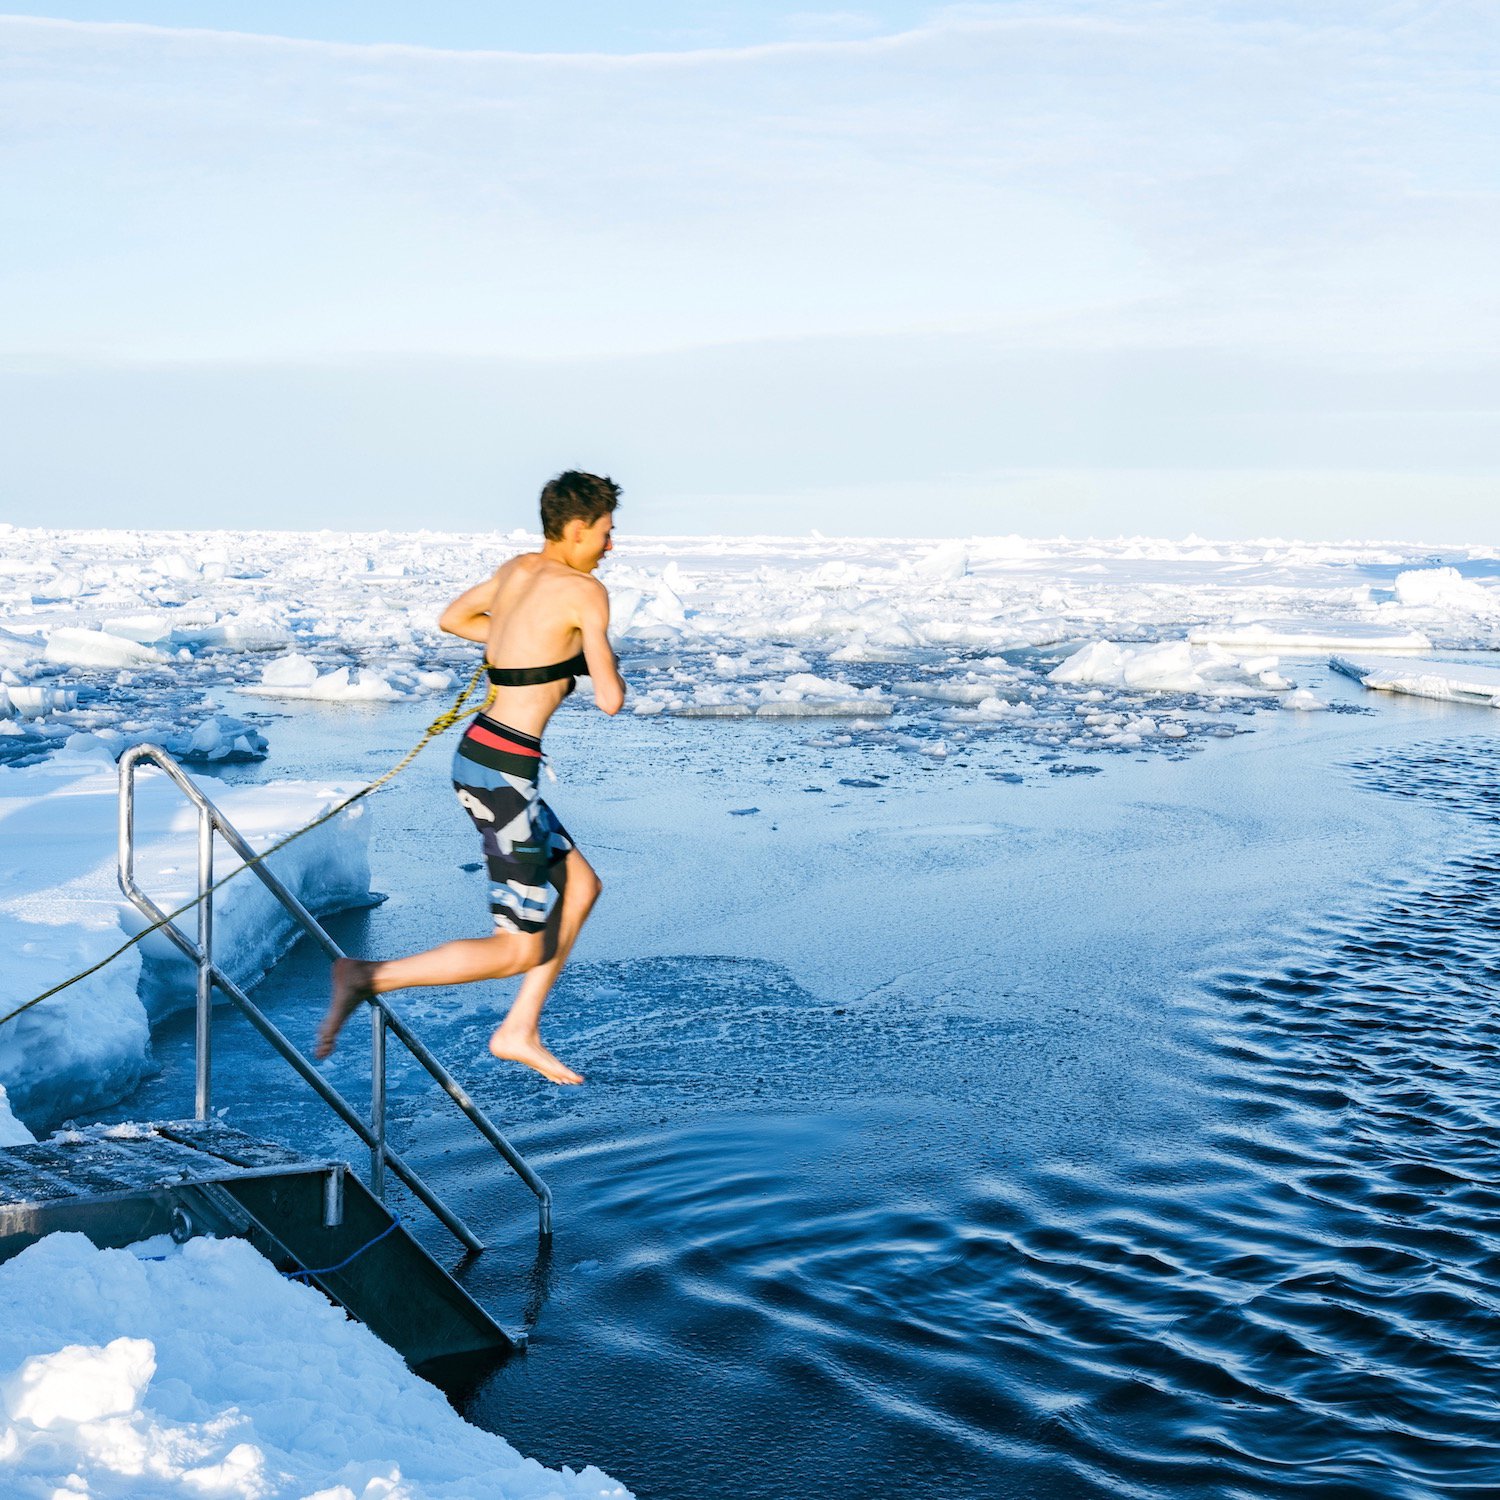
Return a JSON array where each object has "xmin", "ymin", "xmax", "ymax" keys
[
  {"xmin": 489, "ymin": 1026, "xmax": 584, "ymax": 1085},
  {"xmin": 317, "ymin": 958, "xmax": 375, "ymax": 1060}
]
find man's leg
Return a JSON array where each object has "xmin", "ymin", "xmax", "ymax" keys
[
  {"xmin": 489, "ymin": 848, "xmax": 602, "ymax": 1085},
  {"xmin": 317, "ymin": 928, "xmax": 543, "ymax": 1060}
]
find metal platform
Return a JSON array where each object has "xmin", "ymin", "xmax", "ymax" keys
[{"xmin": 0, "ymin": 1120, "xmax": 514, "ymax": 1377}]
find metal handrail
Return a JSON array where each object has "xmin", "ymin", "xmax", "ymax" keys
[{"xmin": 116, "ymin": 743, "xmax": 552, "ymax": 1243}]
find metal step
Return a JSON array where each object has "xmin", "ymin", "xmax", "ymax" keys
[{"xmin": 0, "ymin": 1120, "xmax": 514, "ymax": 1378}]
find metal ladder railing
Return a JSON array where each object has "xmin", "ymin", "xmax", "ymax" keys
[{"xmin": 116, "ymin": 744, "xmax": 552, "ymax": 1248}]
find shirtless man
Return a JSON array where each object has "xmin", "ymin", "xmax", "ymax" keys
[{"xmin": 316, "ymin": 471, "xmax": 626, "ymax": 1084}]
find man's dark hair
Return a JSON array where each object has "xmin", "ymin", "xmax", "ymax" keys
[{"xmin": 540, "ymin": 471, "xmax": 621, "ymax": 542}]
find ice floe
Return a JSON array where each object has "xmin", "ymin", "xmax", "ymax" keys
[
  {"xmin": 1189, "ymin": 620, "xmax": 1433, "ymax": 653},
  {"xmin": 238, "ymin": 653, "xmax": 404, "ymax": 702},
  {"xmin": 630, "ymin": 669, "xmax": 892, "ymax": 719},
  {"xmin": 1392, "ymin": 566, "xmax": 1500, "ymax": 614},
  {"xmin": 42, "ymin": 627, "xmax": 167, "ymax": 670},
  {"xmin": 1282, "ymin": 688, "xmax": 1329, "ymax": 711},
  {"xmin": 0, "ymin": 683, "xmax": 78, "ymax": 719},
  {"xmin": 1330, "ymin": 655, "xmax": 1500, "ymax": 708},
  {"xmin": 1048, "ymin": 640, "xmax": 1291, "ymax": 696},
  {"xmin": 173, "ymin": 714, "xmax": 270, "ymax": 763}
]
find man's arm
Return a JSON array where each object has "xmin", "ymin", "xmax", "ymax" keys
[
  {"xmin": 579, "ymin": 578, "xmax": 626, "ymax": 715},
  {"xmin": 438, "ymin": 573, "xmax": 501, "ymax": 644}
]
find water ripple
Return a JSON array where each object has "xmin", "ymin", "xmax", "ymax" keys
[{"xmin": 252, "ymin": 737, "xmax": 1500, "ymax": 1496}]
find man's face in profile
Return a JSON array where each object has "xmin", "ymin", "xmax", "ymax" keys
[{"xmin": 575, "ymin": 513, "xmax": 615, "ymax": 572}]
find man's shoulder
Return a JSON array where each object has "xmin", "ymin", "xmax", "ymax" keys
[
  {"xmin": 489, "ymin": 553, "xmax": 529, "ymax": 585},
  {"xmin": 576, "ymin": 574, "xmax": 611, "ymax": 615},
  {"xmin": 542, "ymin": 563, "xmax": 606, "ymax": 598}
]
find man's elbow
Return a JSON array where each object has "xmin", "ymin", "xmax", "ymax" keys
[
  {"xmin": 595, "ymin": 682, "xmax": 627, "ymax": 716},
  {"xmin": 438, "ymin": 607, "xmax": 487, "ymax": 643}
]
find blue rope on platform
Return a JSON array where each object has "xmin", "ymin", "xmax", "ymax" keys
[
  {"xmin": 283, "ymin": 1214, "xmax": 404, "ymax": 1282},
  {"xmin": 134, "ymin": 1213, "xmax": 404, "ymax": 1277}
]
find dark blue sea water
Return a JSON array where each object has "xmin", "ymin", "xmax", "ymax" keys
[{"xmin": 101, "ymin": 675, "xmax": 1500, "ymax": 1499}]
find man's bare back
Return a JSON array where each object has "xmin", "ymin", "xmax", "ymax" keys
[
  {"xmin": 316, "ymin": 472, "xmax": 626, "ymax": 1082},
  {"xmin": 460, "ymin": 551, "xmax": 620, "ymax": 740}
]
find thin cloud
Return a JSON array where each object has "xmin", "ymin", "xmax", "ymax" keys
[{"xmin": 0, "ymin": 6, "xmax": 1494, "ymax": 363}]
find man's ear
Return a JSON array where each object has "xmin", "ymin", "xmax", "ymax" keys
[{"xmin": 561, "ymin": 516, "xmax": 587, "ymax": 544}]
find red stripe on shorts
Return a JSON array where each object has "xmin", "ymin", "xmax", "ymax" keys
[{"xmin": 466, "ymin": 722, "xmax": 542, "ymax": 757}]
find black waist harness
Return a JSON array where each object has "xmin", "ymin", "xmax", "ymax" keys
[{"xmin": 485, "ymin": 653, "xmax": 589, "ymax": 689}]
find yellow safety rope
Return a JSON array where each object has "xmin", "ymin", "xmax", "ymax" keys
[{"xmin": 0, "ymin": 665, "xmax": 494, "ymax": 1033}]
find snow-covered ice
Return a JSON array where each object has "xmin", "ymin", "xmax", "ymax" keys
[
  {"xmin": 238, "ymin": 654, "xmax": 407, "ymax": 702},
  {"xmin": 2, "ymin": 528, "xmax": 1498, "ymax": 771},
  {"xmin": 43, "ymin": 627, "xmax": 167, "ymax": 670},
  {"xmin": 0, "ymin": 523, "xmax": 1497, "ymax": 1499},
  {"xmin": 175, "ymin": 715, "xmax": 271, "ymax": 764},
  {"xmin": 1, "ymin": 523, "xmax": 1495, "ymax": 1130},
  {"xmin": 1330, "ymin": 655, "xmax": 1500, "ymax": 708},
  {"xmin": 1048, "ymin": 640, "xmax": 1291, "ymax": 695},
  {"xmin": 1392, "ymin": 566, "xmax": 1500, "ymax": 614},
  {"xmin": 0, "ymin": 1233, "xmax": 630, "ymax": 1499},
  {"xmin": 1281, "ymin": 688, "xmax": 1328, "ymax": 711},
  {"xmin": 1188, "ymin": 620, "xmax": 1433, "ymax": 653},
  {"xmin": 632, "ymin": 669, "xmax": 893, "ymax": 719},
  {"xmin": 0, "ymin": 743, "xmax": 374, "ymax": 1131}
]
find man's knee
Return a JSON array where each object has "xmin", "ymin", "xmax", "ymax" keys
[{"xmin": 488, "ymin": 929, "xmax": 544, "ymax": 974}]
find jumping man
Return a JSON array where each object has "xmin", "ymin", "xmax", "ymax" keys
[{"xmin": 316, "ymin": 471, "xmax": 626, "ymax": 1084}]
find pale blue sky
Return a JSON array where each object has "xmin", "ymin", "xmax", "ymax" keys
[
  {"xmin": 1, "ymin": 3, "xmax": 1496, "ymax": 539},
  {"xmin": 4, "ymin": 2, "xmax": 937, "ymax": 50}
]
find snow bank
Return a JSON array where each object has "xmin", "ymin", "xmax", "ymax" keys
[
  {"xmin": 1330, "ymin": 655, "xmax": 1500, "ymax": 708},
  {"xmin": 0, "ymin": 1085, "xmax": 34, "ymax": 1146},
  {"xmin": 1049, "ymin": 640, "xmax": 1290, "ymax": 696},
  {"xmin": 0, "ymin": 748, "xmax": 374, "ymax": 1131},
  {"xmin": 0, "ymin": 1233, "xmax": 630, "ymax": 1499}
]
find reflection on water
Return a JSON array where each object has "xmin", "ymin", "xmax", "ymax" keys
[{"xmin": 102, "ymin": 738, "xmax": 1500, "ymax": 1498}]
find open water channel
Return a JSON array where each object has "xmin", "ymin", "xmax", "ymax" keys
[{"xmin": 97, "ymin": 660, "xmax": 1500, "ymax": 1499}]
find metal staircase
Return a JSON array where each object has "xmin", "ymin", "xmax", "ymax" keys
[
  {"xmin": 116, "ymin": 742, "xmax": 552, "ymax": 1246},
  {"xmin": 0, "ymin": 744, "xmax": 553, "ymax": 1377}
]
